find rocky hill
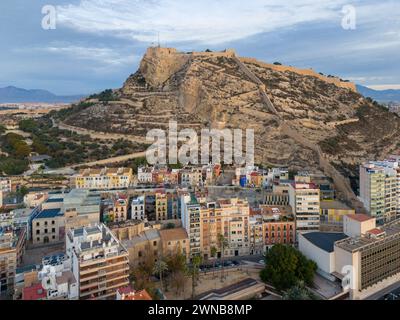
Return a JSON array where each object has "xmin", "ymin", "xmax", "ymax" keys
[{"xmin": 60, "ymin": 47, "xmax": 400, "ymax": 209}]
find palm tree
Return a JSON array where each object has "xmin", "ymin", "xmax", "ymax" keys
[
  {"xmin": 210, "ymin": 246, "xmax": 217, "ymax": 278},
  {"xmin": 218, "ymin": 234, "xmax": 228, "ymax": 282},
  {"xmin": 153, "ymin": 259, "xmax": 168, "ymax": 293},
  {"xmin": 191, "ymin": 255, "xmax": 202, "ymax": 299}
]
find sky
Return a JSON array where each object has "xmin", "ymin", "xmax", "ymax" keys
[{"xmin": 1, "ymin": 0, "xmax": 399, "ymax": 95}]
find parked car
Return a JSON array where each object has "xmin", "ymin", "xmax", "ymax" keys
[{"xmin": 224, "ymin": 260, "xmax": 235, "ymax": 267}]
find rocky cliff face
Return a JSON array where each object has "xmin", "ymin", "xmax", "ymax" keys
[
  {"xmin": 137, "ymin": 47, "xmax": 190, "ymax": 88},
  {"xmin": 63, "ymin": 47, "xmax": 400, "ymax": 206}
]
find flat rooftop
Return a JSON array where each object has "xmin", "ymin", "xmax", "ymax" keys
[
  {"xmin": 302, "ymin": 232, "xmax": 348, "ymax": 253},
  {"xmin": 336, "ymin": 219, "xmax": 400, "ymax": 252},
  {"xmin": 320, "ymin": 200, "xmax": 352, "ymax": 210},
  {"xmin": 35, "ymin": 208, "xmax": 62, "ymax": 219},
  {"xmin": 346, "ymin": 214, "xmax": 374, "ymax": 222}
]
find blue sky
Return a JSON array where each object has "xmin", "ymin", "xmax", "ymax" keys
[{"xmin": 1, "ymin": 0, "xmax": 399, "ymax": 95}]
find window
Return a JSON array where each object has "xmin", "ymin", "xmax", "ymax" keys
[
  {"xmin": 52, "ymin": 228, "xmax": 55, "ymax": 233},
  {"xmin": 37, "ymin": 237, "xmax": 40, "ymax": 242},
  {"xmin": 153, "ymin": 241, "xmax": 157, "ymax": 246},
  {"xmin": 44, "ymin": 229, "xmax": 48, "ymax": 234},
  {"xmin": 36, "ymin": 222, "xmax": 40, "ymax": 227},
  {"xmin": 36, "ymin": 230, "xmax": 40, "ymax": 235},
  {"xmin": 52, "ymin": 235, "xmax": 55, "ymax": 240},
  {"xmin": 52, "ymin": 221, "xmax": 55, "ymax": 225}
]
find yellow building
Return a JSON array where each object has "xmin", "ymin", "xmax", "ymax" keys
[
  {"xmin": 155, "ymin": 192, "xmax": 168, "ymax": 221},
  {"xmin": 74, "ymin": 167, "xmax": 133, "ymax": 190},
  {"xmin": 320, "ymin": 200, "xmax": 355, "ymax": 231}
]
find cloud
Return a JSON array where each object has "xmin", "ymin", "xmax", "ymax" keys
[
  {"xmin": 367, "ymin": 84, "xmax": 400, "ymax": 90},
  {"xmin": 25, "ymin": 44, "xmax": 139, "ymax": 66},
  {"xmin": 56, "ymin": 0, "xmax": 352, "ymax": 44}
]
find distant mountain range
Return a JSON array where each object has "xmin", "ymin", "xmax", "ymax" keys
[
  {"xmin": 357, "ymin": 85, "xmax": 400, "ymax": 103},
  {"xmin": 2, "ymin": 84, "xmax": 397, "ymax": 104},
  {"xmin": 0, "ymin": 86, "xmax": 85, "ymax": 103}
]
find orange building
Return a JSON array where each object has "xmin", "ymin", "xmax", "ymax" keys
[{"xmin": 260, "ymin": 206, "xmax": 296, "ymax": 247}]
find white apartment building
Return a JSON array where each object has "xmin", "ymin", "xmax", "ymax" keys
[
  {"xmin": 66, "ymin": 224, "xmax": 130, "ymax": 300},
  {"xmin": 131, "ymin": 196, "xmax": 145, "ymax": 220},
  {"xmin": 181, "ymin": 194, "xmax": 201, "ymax": 258},
  {"xmin": 360, "ymin": 160, "xmax": 400, "ymax": 224},
  {"xmin": 137, "ymin": 167, "xmax": 153, "ymax": 184},
  {"xmin": 38, "ymin": 253, "xmax": 78, "ymax": 300},
  {"xmin": 180, "ymin": 168, "xmax": 203, "ymax": 187},
  {"xmin": 288, "ymin": 182, "xmax": 320, "ymax": 236}
]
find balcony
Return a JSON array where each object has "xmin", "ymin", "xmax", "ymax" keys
[
  {"xmin": 80, "ymin": 278, "xmax": 129, "ymax": 298},
  {"xmin": 80, "ymin": 265, "xmax": 129, "ymax": 282},
  {"xmin": 80, "ymin": 259, "xmax": 128, "ymax": 275},
  {"xmin": 80, "ymin": 272, "xmax": 129, "ymax": 290}
]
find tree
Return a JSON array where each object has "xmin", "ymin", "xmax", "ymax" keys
[
  {"xmin": 282, "ymin": 281, "xmax": 316, "ymax": 300},
  {"xmin": 165, "ymin": 223, "xmax": 176, "ymax": 229},
  {"xmin": 210, "ymin": 246, "xmax": 218, "ymax": 278},
  {"xmin": 19, "ymin": 119, "xmax": 38, "ymax": 133},
  {"xmin": 260, "ymin": 244, "xmax": 317, "ymax": 292},
  {"xmin": 89, "ymin": 89, "xmax": 116, "ymax": 102},
  {"xmin": 217, "ymin": 234, "xmax": 228, "ymax": 281},
  {"xmin": 190, "ymin": 255, "xmax": 202, "ymax": 299},
  {"xmin": 31, "ymin": 137, "xmax": 48, "ymax": 154},
  {"xmin": 17, "ymin": 186, "xmax": 29, "ymax": 197},
  {"xmin": 153, "ymin": 259, "xmax": 168, "ymax": 293},
  {"xmin": 0, "ymin": 157, "xmax": 29, "ymax": 175},
  {"xmin": 131, "ymin": 249, "xmax": 156, "ymax": 292},
  {"xmin": 170, "ymin": 270, "xmax": 186, "ymax": 297},
  {"xmin": 296, "ymin": 252, "xmax": 318, "ymax": 286},
  {"xmin": 166, "ymin": 252, "xmax": 188, "ymax": 297},
  {"xmin": 14, "ymin": 141, "xmax": 31, "ymax": 158}
]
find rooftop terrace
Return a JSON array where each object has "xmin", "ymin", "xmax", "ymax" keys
[{"xmin": 336, "ymin": 218, "xmax": 400, "ymax": 252}]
